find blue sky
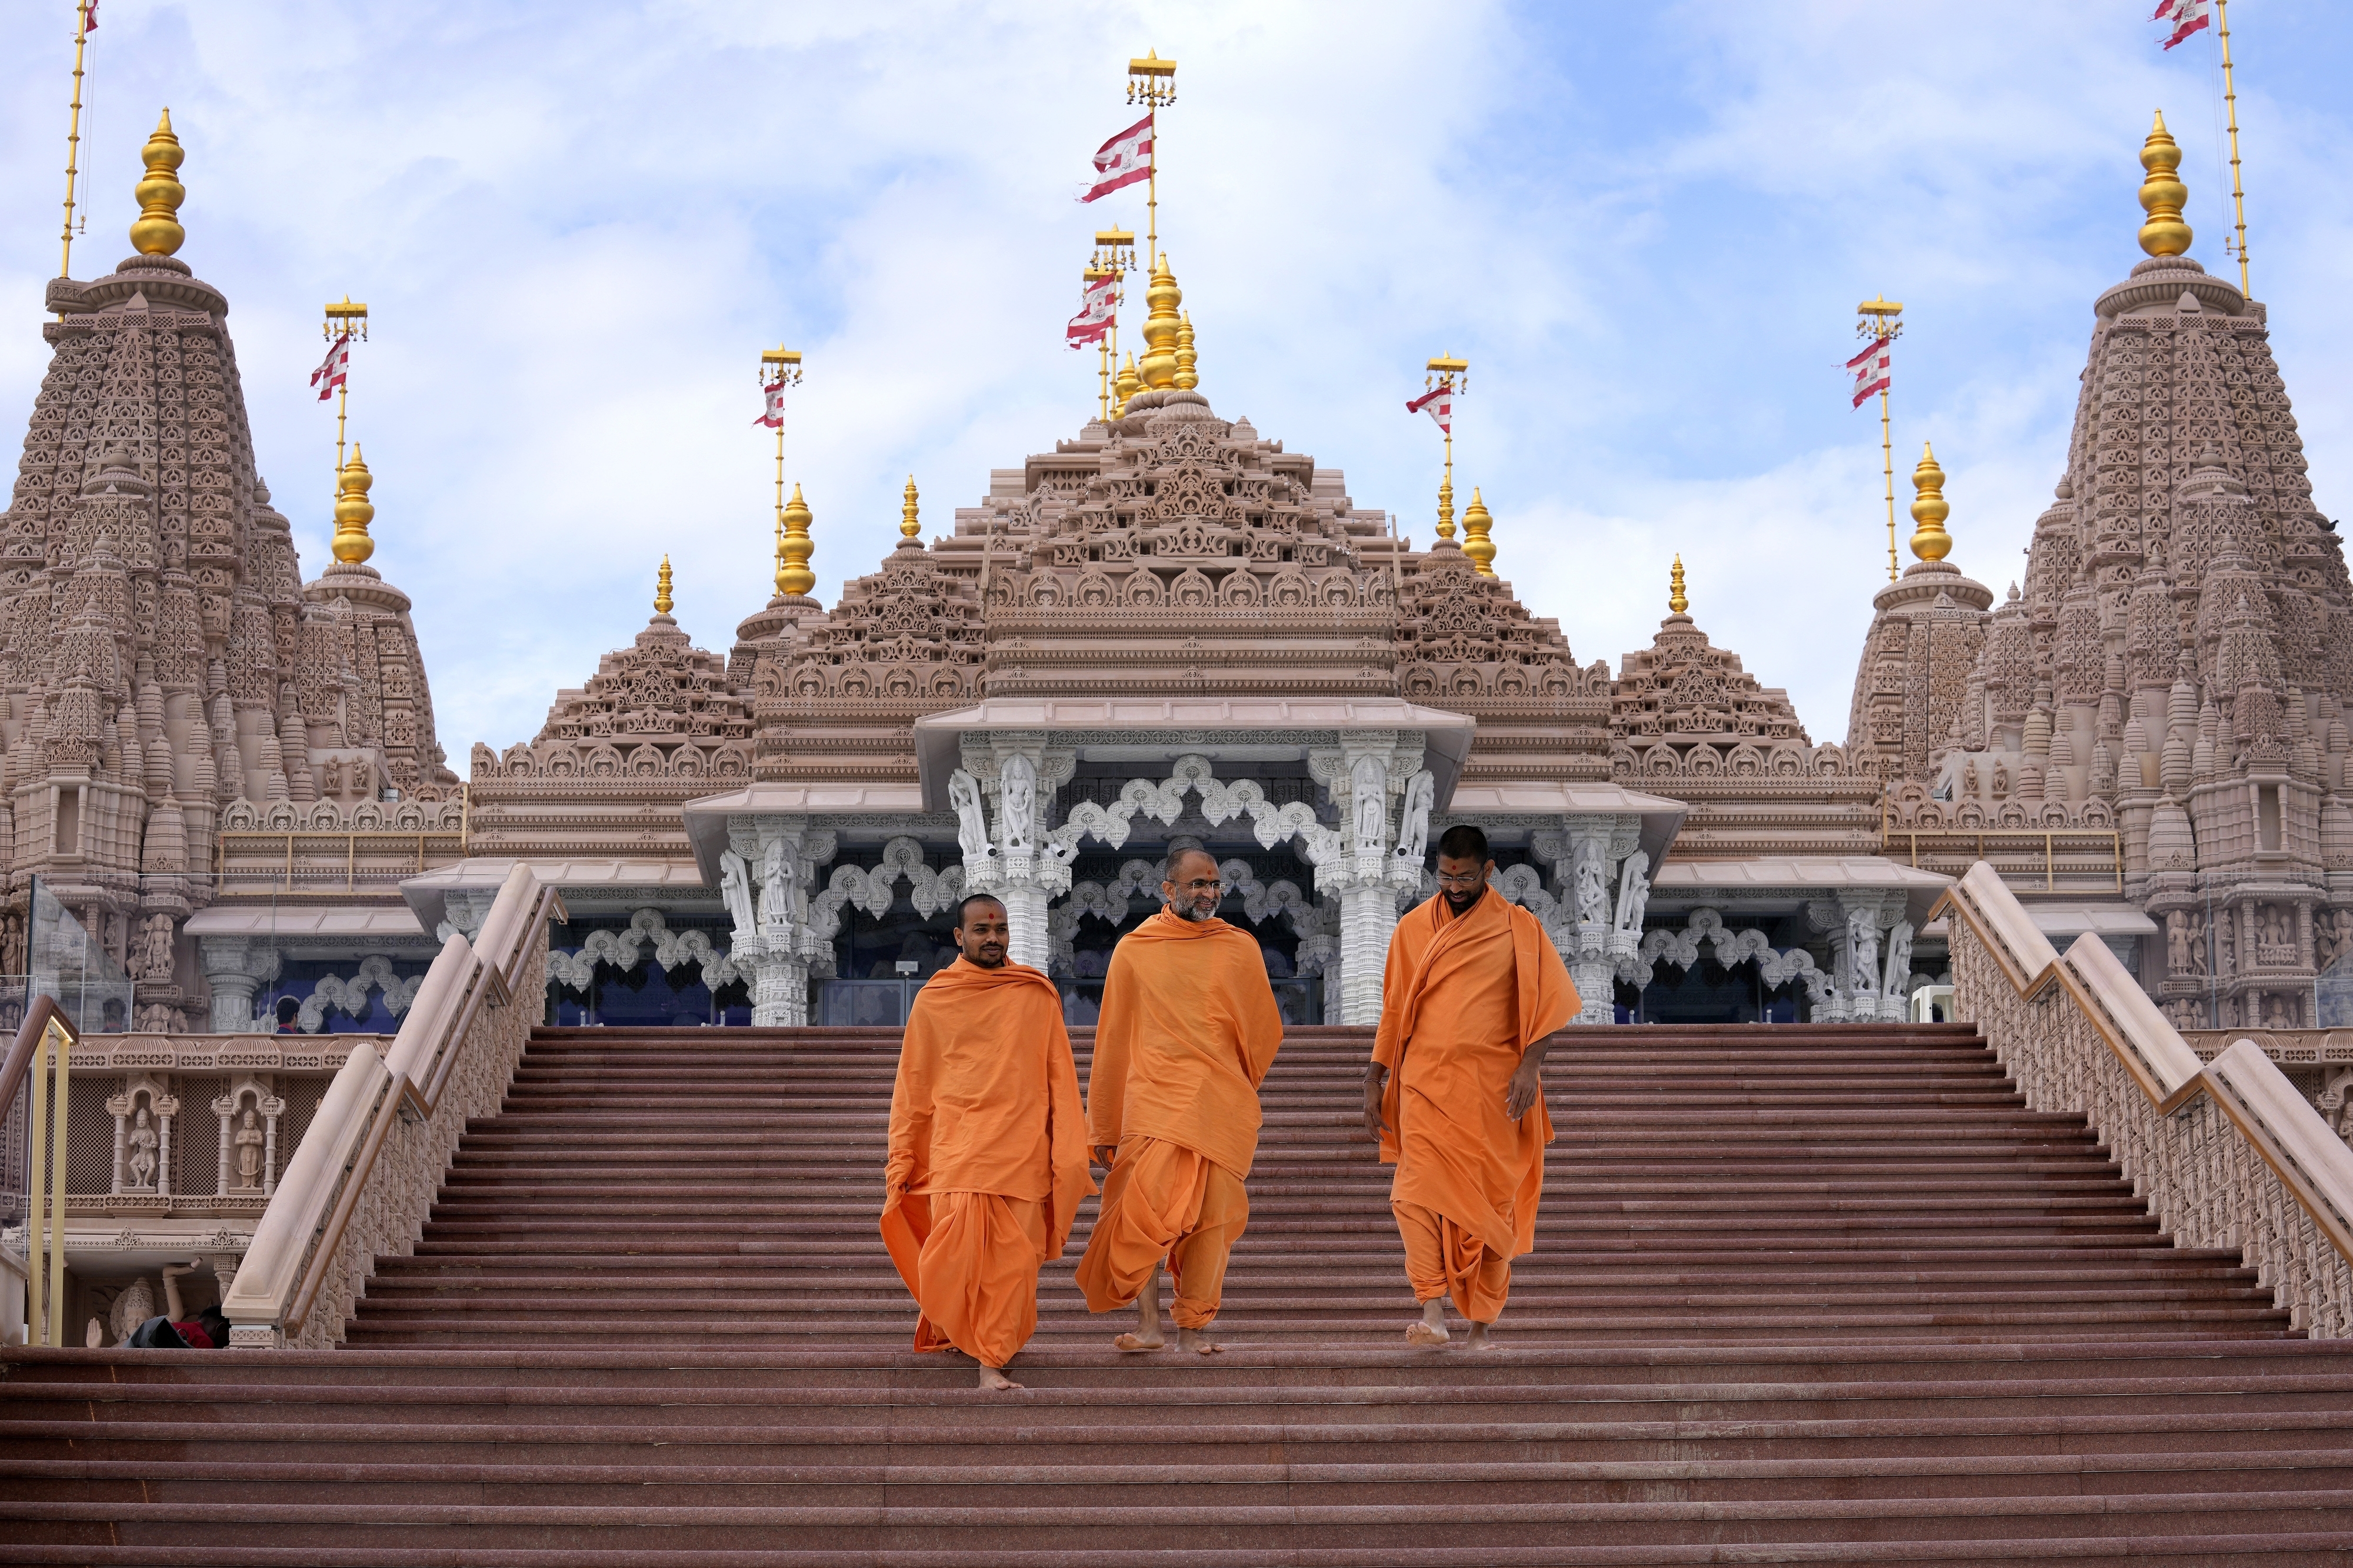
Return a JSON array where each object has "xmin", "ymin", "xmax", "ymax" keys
[{"xmin": 2, "ymin": 1, "xmax": 2347, "ymax": 758}]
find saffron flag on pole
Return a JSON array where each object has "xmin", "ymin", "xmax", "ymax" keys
[
  {"xmin": 1066, "ymin": 273, "xmax": 1118, "ymax": 347},
  {"xmin": 1847, "ymin": 338, "xmax": 1891, "ymax": 407},
  {"xmin": 2152, "ymin": 0, "xmax": 2211, "ymax": 49},
  {"xmin": 310, "ymin": 335, "xmax": 349, "ymax": 402},
  {"xmin": 754, "ymin": 379, "xmax": 787, "ymax": 429},
  {"xmin": 1405, "ymin": 385, "xmax": 1456, "ymax": 435},
  {"xmin": 1081, "ymin": 113, "xmax": 1155, "ymax": 203}
]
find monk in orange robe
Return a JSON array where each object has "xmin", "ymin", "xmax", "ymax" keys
[
  {"xmin": 1365, "ymin": 823, "xmax": 1577, "ymax": 1348},
  {"xmin": 1075, "ymin": 844, "xmax": 1285, "ymax": 1354},
  {"xmin": 882, "ymin": 895, "xmax": 1093, "ymax": 1390}
]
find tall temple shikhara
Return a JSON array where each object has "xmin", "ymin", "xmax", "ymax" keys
[{"xmin": 1, "ymin": 103, "xmax": 2344, "ymax": 1047}]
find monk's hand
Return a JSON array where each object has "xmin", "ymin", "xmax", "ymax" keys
[
  {"xmin": 1091, "ymin": 1144, "xmax": 1119, "ymax": 1171},
  {"xmin": 1504, "ymin": 1056, "xmax": 1544, "ymax": 1120},
  {"xmin": 1362, "ymin": 1065, "xmax": 1388, "ymax": 1140}
]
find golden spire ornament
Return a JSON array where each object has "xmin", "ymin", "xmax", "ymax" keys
[
  {"xmin": 1114, "ymin": 351, "xmax": 1142, "ymax": 417},
  {"xmin": 1668, "ymin": 554, "xmax": 1688, "ymax": 616},
  {"xmin": 1855, "ymin": 295, "xmax": 1904, "ymax": 582},
  {"xmin": 1174, "ymin": 311, "xmax": 1198, "ymax": 391},
  {"xmin": 330, "ymin": 446, "xmax": 376, "ymax": 566},
  {"xmin": 900, "ymin": 475, "xmax": 922, "ymax": 543},
  {"xmin": 1909, "ymin": 442, "xmax": 1952, "ymax": 563},
  {"xmin": 1418, "ymin": 353, "xmax": 1468, "ymax": 542},
  {"xmin": 654, "ymin": 556, "xmax": 674, "ymax": 616},
  {"xmin": 1139, "ymin": 255, "xmax": 1183, "ymax": 389},
  {"xmin": 777, "ymin": 483, "xmax": 815, "ymax": 600},
  {"xmin": 2137, "ymin": 110, "xmax": 2192, "ymax": 258},
  {"xmin": 1460, "ymin": 488, "xmax": 1496, "ymax": 577},
  {"xmin": 129, "ymin": 109, "xmax": 186, "ymax": 258}
]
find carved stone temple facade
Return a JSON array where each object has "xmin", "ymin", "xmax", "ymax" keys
[{"xmin": 3, "ymin": 112, "xmax": 2345, "ymax": 1050}]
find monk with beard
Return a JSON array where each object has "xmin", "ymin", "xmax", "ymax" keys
[
  {"xmin": 882, "ymin": 895, "xmax": 1093, "ymax": 1390},
  {"xmin": 1076, "ymin": 842, "xmax": 1285, "ymax": 1355},
  {"xmin": 1365, "ymin": 824, "xmax": 1577, "ymax": 1347}
]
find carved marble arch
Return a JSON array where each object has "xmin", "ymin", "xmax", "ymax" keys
[
  {"xmin": 1027, "ymin": 575, "xmax": 1060, "ymax": 608},
  {"xmin": 1726, "ymin": 742, "xmax": 1767, "ymax": 775},
  {"xmin": 1640, "ymin": 742, "xmax": 1678, "ymax": 775},
  {"xmin": 1168, "ymin": 568, "xmax": 1215, "ymax": 608},
  {"xmin": 671, "ymin": 743, "xmax": 708, "ymax": 777},
  {"xmin": 1267, "ymin": 567, "xmax": 1312, "ymax": 608},
  {"xmin": 1768, "ymin": 743, "xmax": 1808, "ymax": 775},
  {"xmin": 837, "ymin": 668, "xmax": 872, "ymax": 699},
  {"xmin": 1122, "ymin": 569, "xmax": 1165, "ymax": 608},
  {"xmin": 1684, "ymin": 743, "xmax": 1724, "ymax": 775},
  {"xmin": 625, "ymin": 743, "xmax": 664, "ymax": 777},
  {"xmin": 1401, "ymin": 663, "xmax": 1439, "ymax": 699},
  {"xmin": 1074, "ymin": 568, "xmax": 1116, "ymax": 607},
  {"xmin": 1219, "ymin": 570, "xmax": 1262, "ymax": 609},
  {"xmin": 583, "ymin": 743, "xmax": 624, "ymax": 778},
  {"xmin": 1320, "ymin": 574, "xmax": 1357, "ymax": 608},
  {"xmin": 711, "ymin": 744, "xmax": 750, "ymax": 776}
]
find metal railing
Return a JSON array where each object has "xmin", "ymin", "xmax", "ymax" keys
[{"xmin": 2, "ymin": 997, "xmax": 79, "ymax": 1346}]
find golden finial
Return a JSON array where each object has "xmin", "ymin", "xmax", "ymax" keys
[
  {"xmin": 778, "ymin": 482, "xmax": 815, "ymax": 600},
  {"xmin": 900, "ymin": 475, "xmax": 922, "ymax": 542},
  {"xmin": 1139, "ymin": 255, "xmax": 1182, "ymax": 389},
  {"xmin": 330, "ymin": 445, "xmax": 375, "ymax": 565},
  {"xmin": 1909, "ymin": 441, "xmax": 1952, "ymax": 562},
  {"xmin": 1435, "ymin": 473, "xmax": 1456, "ymax": 541},
  {"xmin": 1461, "ymin": 488, "xmax": 1495, "ymax": 576},
  {"xmin": 1114, "ymin": 351, "xmax": 1142, "ymax": 416},
  {"xmin": 654, "ymin": 555, "xmax": 674, "ymax": 615},
  {"xmin": 1174, "ymin": 311, "xmax": 1198, "ymax": 391},
  {"xmin": 1668, "ymin": 554, "xmax": 1688, "ymax": 616},
  {"xmin": 2138, "ymin": 110, "xmax": 2192, "ymax": 258},
  {"xmin": 129, "ymin": 109, "xmax": 186, "ymax": 257}
]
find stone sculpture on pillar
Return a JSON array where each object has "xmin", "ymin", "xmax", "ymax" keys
[
  {"xmin": 1306, "ymin": 740, "xmax": 1428, "ymax": 1025},
  {"xmin": 1529, "ymin": 817, "xmax": 1649, "ymax": 1024},
  {"xmin": 954, "ymin": 736, "xmax": 1077, "ymax": 972},
  {"xmin": 720, "ymin": 815, "xmax": 836, "ymax": 1025}
]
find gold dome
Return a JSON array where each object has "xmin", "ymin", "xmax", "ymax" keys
[
  {"xmin": 2137, "ymin": 110, "xmax": 2192, "ymax": 259},
  {"xmin": 1909, "ymin": 441, "xmax": 1953, "ymax": 562},
  {"xmin": 331, "ymin": 445, "xmax": 376, "ymax": 565},
  {"xmin": 777, "ymin": 482, "xmax": 816, "ymax": 599},
  {"xmin": 129, "ymin": 109, "xmax": 186, "ymax": 258}
]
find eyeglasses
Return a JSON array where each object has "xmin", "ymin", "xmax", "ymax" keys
[
  {"xmin": 1434, "ymin": 872, "xmax": 1485, "ymax": 889},
  {"xmin": 1172, "ymin": 879, "xmax": 1225, "ymax": 895}
]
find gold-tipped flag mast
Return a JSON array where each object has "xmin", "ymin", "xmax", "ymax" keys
[
  {"xmin": 1407, "ymin": 354, "xmax": 1468, "ymax": 545},
  {"xmin": 57, "ymin": 1, "xmax": 96, "ymax": 281},
  {"xmin": 1125, "ymin": 49, "xmax": 1176, "ymax": 268},
  {"xmin": 756, "ymin": 344, "xmax": 811, "ymax": 600},
  {"xmin": 1852, "ymin": 296, "xmax": 1904, "ymax": 582},
  {"xmin": 2215, "ymin": 0, "xmax": 2252, "ymax": 298},
  {"xmin": 320, "ymin": 296, "xmax": 368, "ymax": 476},
  {"xmin": 1077, "ymin": 228, "xmax": 1134, "ymax": 420}
]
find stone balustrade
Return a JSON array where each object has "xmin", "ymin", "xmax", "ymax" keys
[
  {"xmin": 1939, "ymin": 860, "xmax": 2353, "ymax": 1337},
  {"xmin": 219, "ymin": 863, "xmax": 559, "ymax": 1347}
]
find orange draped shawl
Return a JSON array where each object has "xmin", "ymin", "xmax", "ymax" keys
[
  {"xmin": 1371, "ymin": 888, "xmax": 1577, "ymax": 1258},
  {"xmin": 1086, "ymin": 908, "xmax": 1285, "ymax": 1180}
]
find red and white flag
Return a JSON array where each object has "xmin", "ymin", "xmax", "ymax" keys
[
  {"xmin": 1847, "ymin": 337, "xmax": 1891, "ymax": 407},
  {"xmin": 1066, "ymin": 273, "xmax": 1118, "ymax": 347},
  {"xmin": 1081, "ymin": 112, "xmax": 1154, "ymax": 203},
  {"xmin": 753, "ymin": 378, "xmax": 787, "ymax": 429},
  {"xmin": 309, "ymin": 334, "xmax": 349, "ymax": 402},
  {"xmin": 2152, "ymin": 0, "xmax": 2211, "ymax": 49},
  {"xmin": 1405, "ymin": 384, "xmax": 1456, "ymax": 435},
  {"xmin": 79, "ymin": 1, "xmax": 96, "ymax": 32}
]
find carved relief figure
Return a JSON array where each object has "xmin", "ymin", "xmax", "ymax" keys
[
  {"xmin": 126, "ymin": 1106, "xmax": 158, "ymax": 1190},
  {"xmin": 1961, "ymin": 757, "xmax": 1979, "ymax": 798},
  {"xmin": 718, "ymin": 850, "xmax": 756, "ymax": 938},
  {"xmin": 320, "ymin": 756, "xmax": 343, "ymax": 796},
  {"xmin": 1392, "ymin": 771, "xmax": 1435, "ymax": 862},
  {"xmin": 2167, "ymin": 911, "xmax": 2191, "ymax": 978},
  {"xmin": 234, "ymin": 1108, "xmax": 264, "ymax": 1189},
  {"xmin": 756, "ymin": 838, "xmax": 793, "ymax": 931},
  {"xmin": 1847, "ymin": 909, "xmax": 1882, "ymax": 1001},
  {"xmin": 2217, "ymin": 913, "xmax": 2237, "ymax": 977},
  {"xmin": 949, "ymin": 770, "xmax": 993, "ymax": 863},
  {"xmin": 999, "ymin": 754, "xmax": 1038, "ymax": 854},
  {"xmin": 2322, "ymin": 910, "xmax": 2353, "ymax": 970},
  {"xmin": 2264, "ymin": 995, "xmax": 2295, "ymax": 1029},
  {"xmin": 1, "ymin": 911, "xmax": 22, "ymax": 978},
  {"xmin": 1350, "ymin": 755, "xmax": 1388, "ymax": 853},
  {"xmin": 1991, "ymin": 759, "xmax": 2009, "ymax": 799},
  {"xmin": 1572, "ymin": 839, "xmax": 1609, "ymax": 925},
  {"xmin": 1881, "ymin": 920, "xmax": 1915, "ymax": 1001},
  {"xmin": 129, "ymin": 914, "xmax": 174, "ymax": 985},
  {"xmin": 1612, "ymin": 851, "xmax": 1651, "ymax": 935}
]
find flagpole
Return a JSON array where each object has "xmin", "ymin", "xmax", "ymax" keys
[
  {"xmin": 322, "ymin": 297, "xmax": 368, "ymax": 484},
  {"xmin": 1089, "ymin": 229, "xmax": 1136, "ymax": 423},
  {"xmin": 2215, "ymin": 0, "xmax": 2250, "ymax": 296},
  {"xmin": 759, "ymin": 343, "xmax": 804, "ymax": 594},
  {"xmin": 59, "ymin": 1, "xmax": 92, "ymax": 281},
  {"xmin": 1127, "ymin": 51, "xmax": 1175, "ymax": 269},
  {"xmin": 1424, "ymin": 353, "xmax": 1467, "ymax": 542},
  {"xmin": 1857, "ymin": 296, "xmax": 1904, "ymax": 582}
]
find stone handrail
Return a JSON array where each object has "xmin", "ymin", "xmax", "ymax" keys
[
  {"xmin": 222, "ymin": 863, "xmax": 560, "ymax": 1347},
  {"xmin": 1936, "ymin": 861, "xmax": 2353, "ymax": 1337}
]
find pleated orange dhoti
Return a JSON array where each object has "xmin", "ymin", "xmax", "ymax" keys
[
  {"xmin": 1393, "ymin": 1197, "xmax": 1512, "ymax": 1323},
  {"xmin": 1074, "ymin": 1135, "xmax": 1248, "ymax": 1330},
  {"xmin": 892, "ymin": 1190, "xmax": 1051, "ymax": 1366}
]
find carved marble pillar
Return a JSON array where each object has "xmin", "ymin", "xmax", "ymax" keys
[
  {"xmin": 1532, "ymin": 816, "xmax": 1648, "ymax": 1025},
  {"xmin": 721, "ymin": 814, "xmax": 838, "ymax": 1027},
  {"xmin": 1305, "ymin": 736, "xmax": 1425, "ymax": 1025},
  {"xmin": 197, "ymin": 937, "xmax": 281, "ymax": 1033},
  {"xmin": 956, "ymin": 733, "xmax": 1076, "ymax": 974}
]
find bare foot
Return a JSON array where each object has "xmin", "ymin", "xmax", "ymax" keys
[
  {"xmin": 1114, "ymin": 1329, "xmax": 1166, "ymax": 1352},
  {"xmin": 977, "ymin": 1365, "xmax": 1024, "ymax": 1391},
  {"xmin": 1405, "ymin": 1319, "xmax": 1450, "ymax": 1347},
  {"xmin": 1465, "ymin": 1321, "xmax": 1494, "ymax": 1350},
  {"xmin": 1178, "ymin": 1327, "xmax": 1224, "ymax": 1356}
]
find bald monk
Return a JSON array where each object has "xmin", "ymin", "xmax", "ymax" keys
[
  {"xmin": 882, "ymin": 894, "xmax": 1093, "ymax": 1390},
  {"xmin": 1075, "ymin": 843, "xmax": 1285, "ymax": 1354},
  {"xmin": 1364, "ymin": 824, "xmax": 1578, "ymax": 1349}
]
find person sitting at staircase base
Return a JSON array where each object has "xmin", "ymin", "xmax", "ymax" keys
[
  {"xmin": 1364, "ymin": 824, "xmax": 1577, "ymax": 1349},
  {"xmin": 881, "ymin": 895, "xmax": 1093, "ymax": 1392},
  {"xmin": 1075, "ymin": 842, "xmax": 1285, "ymax": 1356}
]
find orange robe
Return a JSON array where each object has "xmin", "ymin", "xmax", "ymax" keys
[
  {"xmin": 881, "ymin": 957, "xmax": 1093, "ymax": 1366},
  {"xmin": 1372, "ymin": 887, "xmax": 1577, "ymax": 1323},
  {"xmin": 1075, "ymin": 908, "xmax": 1284, "ymax": 1329}
]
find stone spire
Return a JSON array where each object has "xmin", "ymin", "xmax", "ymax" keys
[{"xmin": 1843, "ymin": 441, "xmax": 1992, "ymax": 775}]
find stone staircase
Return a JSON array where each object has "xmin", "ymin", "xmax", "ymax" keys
[{"xmin": 4, "ymin": 1020, "xmax": 2351, "ymax": 1564}]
